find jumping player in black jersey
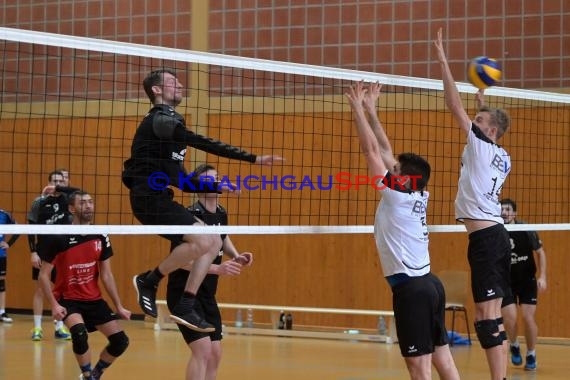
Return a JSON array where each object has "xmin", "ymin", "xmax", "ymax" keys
[
  {"xmin": 500, "ymin": 199, "xmax": 546, "ymax": 371},
  {"xmin": 28, "ymin": 170, "xmax": 78, "ymax": 341},
  {"xmin": 167, "ymin": 164, "xmax": 253, "ymax": 380},
  {"xmin": 38, "ymin": 191, "xmax": 130, "ymax": 380},
  {"xmin": 435, "ymin": 28, "xmax": 512, "ymax": 380},
  {"xmin": 346, "ymin": 81, "xmax": 459, "ymax": 380},
  {"xmin": 123, "ymin": 69, "xmax": 280, "ymax": 332}
]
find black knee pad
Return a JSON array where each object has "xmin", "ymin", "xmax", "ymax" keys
[
  {"xmin": 0, "ymin": 279, "xmax": 5, "ymax": 292},
  {"xmin": 106, "ymin": 331, "xmax": 129, "ymax": 357},
  {"xmin": 475, "ymin": 319, "xmax": 503, "ymax": 349},
  {"xmin": 499, "ymin": 330, "xmax": 507, "ymax": 341},
  {"xmin": 496, "ymin": 317, "xmax": 507, "ymax": 341},
  {"xmin": 70, "ymin": 323, "xmax": 89, "ymax": 355}
]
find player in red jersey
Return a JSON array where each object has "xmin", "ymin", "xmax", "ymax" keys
[{"xmin": 38, "ymin": 191, "xmax": 130, "ymax": 380}]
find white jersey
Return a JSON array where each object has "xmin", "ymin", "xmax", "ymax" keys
[
  {"xmin": 374, "ymin": 172, "xmax": 430, "ymax": 278},
  {"xmin": 455, "ymin": 124, "xmax": 511, "ymax": 223}
]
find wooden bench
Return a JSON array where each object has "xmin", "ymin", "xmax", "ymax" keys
[{"xmin": 154, "ymin": 300, "xmax": 397, "ymax": 343}]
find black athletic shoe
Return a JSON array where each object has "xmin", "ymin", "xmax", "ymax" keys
[
  {"xmin": 132, "ymin": 271, "xmax": 158, "ymax": 318},
  {"xmin": 91, "ymin": 367, "xmax": 101, "ymax": 380},
  {"xmin": 170, "ymin": 306, "xmax": 215, "ymax": 333}
]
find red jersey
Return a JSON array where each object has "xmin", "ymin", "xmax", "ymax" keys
[{"xmin": 39, "ymin": 234, "xmax": 113, "ymax": 301}]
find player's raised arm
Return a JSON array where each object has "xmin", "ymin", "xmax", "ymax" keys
[
  {"xmin": 475, "ymin": 89, "xmax": 486, "ymax": 109},
  {"xmin": 346, "ymin": 81, "xmax": 387, "ymax": 178},
  {"xmin": 361, "ymin": 82, "xmax": 398, "ymax": 173},
  {"xmin": 433, "ymin": 27, "xmax": 471, "ymax": 134}
]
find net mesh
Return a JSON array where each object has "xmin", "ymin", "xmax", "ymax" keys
[{"xmin": 1, "ymin": 27, "xmax": 570, "ymax": 234}]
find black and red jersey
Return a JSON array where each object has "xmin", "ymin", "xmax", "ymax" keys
[{"xmin": 39, "ymin": 234, "xmax": 113, "ymax": 301}]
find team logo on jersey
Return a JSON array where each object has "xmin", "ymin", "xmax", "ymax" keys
[
  {"xmin": 490, "ymin": 154, "xmax": 510, "ymax": 175},
  {"xmin": 171, "ymin": 148, "xmax": 186, "ymax": 161},
  {"xmin": 411, "ymin": 200, "xmax": 427, "ymax": 216},
  {"xmin": 103, "ymin": 234, "xmax": 111, "ymax": 248},
  {"xmin": 46, "ymin": 213, "xmax": 67, "ymax": 225},
  {"xmin": 510, "ymin": 253, "xmax": 529, "ymax": 265}
]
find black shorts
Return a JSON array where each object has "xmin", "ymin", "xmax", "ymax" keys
[
  {"xmin": 0, "ymin": 257, "xmax": 6, "ymax": 276},
  {"xmin": 167, "ymin": 289, "xmax": 222, "ymax": 344},
  {"xmin": 468, "ymin": 224, "xmax": 511, "ymax": 303},
  {"xmin": 502, "ymin": 277, "xmax": 538, "ymax": 307},
  {"xmin": 392, "ymin": 273, "xmax": 449, "ymax": 357},
  {"xmin": 59, "ymin": 298, "xmax": 119, "ymax": 332},
  {"xmin": 129, "ymin": 187, "xmax": 200, "ymax": 244},
  {"xmin": 32, "ymin": 266, "xmax": 56, "ymax": 282}
]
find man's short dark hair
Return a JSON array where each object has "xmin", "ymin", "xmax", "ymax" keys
[
  {"xmin": 143, "ymin": 69, "xmax": 177, "ymax": 103},
  {"xmin": 500, "ymin": 198, "xmax": 517, "ymax": 211},
  {"xmin": 194, "ymin": 163, "xmax": 216, "ymax": 177},
  {"xmin": 398, "ymin": 152, "xmax": 431, "ymax": 191},
  {"xmin": 68, "ymin": 190, "xmax": 90, "ymax": 206},
  {"xmin": 48, "ymin": 170, "xmax": 64, "ymax": 182}
]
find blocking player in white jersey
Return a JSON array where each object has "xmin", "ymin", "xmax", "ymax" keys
[
  {"xmin": 435, "ymin": 28, "xmax": 512, "ymax": 380},
  {"xmin": 346, "ymin": 81, "xmax": 459, "ymax": 380}
]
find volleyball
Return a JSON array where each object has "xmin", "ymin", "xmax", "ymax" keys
[{"xmin": 467, "ymin": 56, "xmax": 502, "ymax": 89}]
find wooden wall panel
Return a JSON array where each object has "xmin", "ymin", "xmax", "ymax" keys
[{"xmin": 1, "ymin": 107, "xmax": 569, "ymax": 338}]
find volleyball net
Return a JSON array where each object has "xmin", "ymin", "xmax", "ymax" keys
[{"xmin": 1, "ymin": 26, "xmax": 570, "ymax": 235}]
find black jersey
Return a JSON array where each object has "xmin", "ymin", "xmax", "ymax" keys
[
  {"xmin": 122, "ymin": 104, "xmax": 256, "ymax": 192},
  {"xmin": 167, "ymin": 201, "xmax": 228, "ymax": 298},
  {"xmin": 28, "ymin": 186, "xmax": 79, "ymax": 225},
  {"xmin": 27, "ymin": 187, "xmax": 78, "ymax": 252},
  {"xmin": 28, "ymin": 194, "xmax": 72, "ymax": 225},
  {"xmin": 508, "ymin": 220, "xmax": 542, "ymax": 282}
]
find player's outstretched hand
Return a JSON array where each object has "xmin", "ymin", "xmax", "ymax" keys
[
  {"xmin": 537, "ymin": 277, "xmax": 547, "ymax": 292},
  {"xmin": 52, "ymin": 304, "xmax": 67, "ymax": 321},
  {"xmin": 433, "ymin": 27, "xmax": 447, "ymax": 64},
  {"xmin": 475, "ymin": 88, "xmax": 486, "ymax": 108},
  {"xmin": 345, "ymin": 80, "xmax": 367, "ymax": 109},
  {"xmin": 218, "ymin": 260, "xmax": 242, "ymax": 276},
  {"xmin": 117, "ymin": 306, "xmax": 132, "ymax": 320},
  {"xmin": 41, "ymin": 185, "xmax": 57, "ymax": 196},
  {"xmin": 362, "ymin": 82, "xmax": 382, "ymax": 114},
  {"xmin": 30, "ymin": 252, "xmax": 41, "ymax": 269},
  {"xmin": 256, "ymin": 155, "xmax": 285, "ymax": 166},
  {"xmin": 234, "ymin": 252, "xmax": 253, "ymax": 266},
  {"xmin": 218, "ymin": 181, "xmax": 241, "ymax": 196}
]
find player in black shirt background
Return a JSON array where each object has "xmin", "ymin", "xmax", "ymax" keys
[
  {"xmin": 500, "ymin": 199, "xmax": 547, "ymax": 371},
  {"xmin": 123, "ymin": 69, "xmax": 279, "ymax": 332},
  {"xmin": 167, "ymin": 164, "xmax": 252, "ymax": 380},
  {"xmin": 27, "ymin": 169, "xmax": 78, "ymax": 340}
]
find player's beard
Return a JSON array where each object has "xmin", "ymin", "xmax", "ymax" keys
[{"xmin": 80, "ymin": 211, "xmax": 94, "ymax": 224}]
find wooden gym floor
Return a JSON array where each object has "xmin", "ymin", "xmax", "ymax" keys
[{"xmin": 1, "ymin": 314, "xmax": 568, "ymax": 379}]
